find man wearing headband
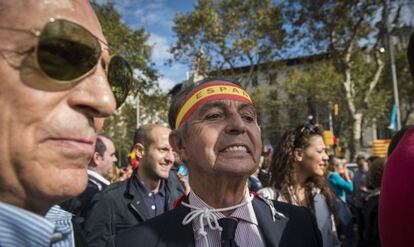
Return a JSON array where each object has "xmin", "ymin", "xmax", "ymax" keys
[
  {"xmin": 379, "ymin": 32, "xmax": 414, "ymax": 247},
  {"xmin": 109, "ymin": 78, "xmax": 322, "ymax": 247},
  {"xmin": 0, "ymin": 1, "xmax": 130, "ymax": 246}
]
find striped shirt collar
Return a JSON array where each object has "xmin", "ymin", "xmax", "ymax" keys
[
  {"xmin": 188, "ymin": 191, "xmax": 259, "ymax": 233},
  {"xmin": 0, "ymin": 202, "xmax": 74, "ymax": 247},
  {"xmin": 45, "ymin": 205, "xmax": 74, "ymax": 245}
]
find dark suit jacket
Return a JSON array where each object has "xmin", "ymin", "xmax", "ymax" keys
[
  {"xmin": 84, "ymin": 170, "xmax": 184, "ymax": 247},
  {"xmin": 60, "ymin": 173, "xmax": 109, "ymax": 225},
  {"xmin": 108, "ymin": 197, "xmax": 322, "ymax": 247}
]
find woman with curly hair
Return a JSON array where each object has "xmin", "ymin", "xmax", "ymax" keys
[{"xmin": 258, "ymin": 124, "xmax": 340, "ymax": 246}]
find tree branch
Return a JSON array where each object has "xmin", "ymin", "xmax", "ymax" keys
[{"xmin": 363, "ymin": 52, "xmax": 385, "ymax": 106}]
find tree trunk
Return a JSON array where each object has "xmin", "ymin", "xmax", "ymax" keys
[{"xmin": 351, "ymin": 112, "xmax": 363, "ymax": 160}]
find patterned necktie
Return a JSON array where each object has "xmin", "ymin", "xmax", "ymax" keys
[{"xmin": 218, "ymin": 218, "xmax": 239, "ymax": 247}]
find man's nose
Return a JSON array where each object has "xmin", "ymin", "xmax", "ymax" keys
[
  {"xmin": 224, "ymin": 113, "xmax": 246, "ymax": 135},
  {"xmin": 322, "ymin": 151, "xmax": 329, "ymax": 161},
  {"xmin": 67, "ymin": 60, "xmax": 116, "ymax": 118},
  {"xmin": 165, "ymin": 150, "xmax": 175, "ymax": 164}
]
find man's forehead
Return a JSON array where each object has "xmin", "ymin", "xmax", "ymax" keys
[
  {"xmin": 196, "ymin": 100, "xmax": 256, "ymax": 114},
  {"xmin": 149, "ymin": 126, "xmax": 171, "ymax": 142},
  {"xmin": 3, "ymin": 0, "xmax": 104, "ymax": 40}
]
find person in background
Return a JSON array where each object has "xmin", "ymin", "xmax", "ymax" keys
[
  {"xmin": 61, "ymin": 135, "xmax": 117, "ymax": 225},
  {"xmin": 258, "ymin": 148, "xmax": 272, "ymax": 187},
  {"xmin": 328, "ymin": 158, "xmax": 353, "ymax": 202},
  {"xmin": 259, "ymin": 123, "xmax": 340, "ymax": 246},
  {"xmin": 84, "ymin": 124, "xmax": 185, "ymax": 247},
  {"xmin": 172, "ymin": 152, "xmax": 191, "ymax": 195},
  {"xmin": 0, "ymin": 0, "xmax": 133, "ymax": 246},
  {"xmin": 387, "ymin": 126, "xmax": 409, "ymax": 156},
  {"xmin": 352, "ymin": 153, "xmax": 369, "ymax": 246},
  {"xmin": 363, "ymin": 157, "xmax": 385, "ymax": 247},
  {"xmin": 327, "ymin": 157, "xmax": 354, "ymax": 247}
]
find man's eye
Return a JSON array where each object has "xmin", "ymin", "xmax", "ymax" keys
[
  {"xmin": 242, "ymin": 115, "xmax": 255, "ymax": 122},
  {"xmin": 205, "ymin": 113, "xmax": 222, "ymax": 120}
]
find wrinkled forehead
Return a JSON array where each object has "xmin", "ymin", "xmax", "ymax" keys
[
  {"xmin": 174, "ymin": 81, "xmax": 253, "ymax": 129},
  {"xmin": 195, "ymin": 99, "xmax": 257, "ymax": 115},
  {"xmin": 1, "ymin": 0, "xmax": 106, "ymax": 43}
]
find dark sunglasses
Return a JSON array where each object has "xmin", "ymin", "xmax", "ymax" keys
[
  {"xmin": 294, "ymin": 123, "xmax": 318, "ymax": 148},
  {"xmin": 0, "ymin": 18, "xmax": 132, "ymax": 108}
]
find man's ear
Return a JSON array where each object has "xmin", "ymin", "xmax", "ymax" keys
[
  {"xmin": 169, "ymin": 131, "xmax": 187, "ymax": 161},
  {"xmin": 293, "ymin": 148, "xmax": 303, "ymax": 162},
  {"xmin": 135, "ymin": 143, "xmax": 145, "ymax": 159},
  {"xmin": 92, "ymin": 152, "xmax": 101, "ymax": 168}
]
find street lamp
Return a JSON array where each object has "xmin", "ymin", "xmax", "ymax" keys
[{"xmin": 384, "ymin": 0, "xmax": 401, "ymax": 131}]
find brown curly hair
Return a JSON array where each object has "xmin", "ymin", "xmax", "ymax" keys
[{"xmin": 269, "ymin": 124, "xmax": 336, "ymax": 216}]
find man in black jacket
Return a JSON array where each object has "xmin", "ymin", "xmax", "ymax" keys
[
  {"xmin": 61, "ymin": 135, "xmax": 117, "ymax": 224},
  {"xmin": 84, "ymin": 124, "xmax": 185, "ymax": 247},
  {"xmin": 109, "ymin": 78, "xmax": 322, "ymax": 247}
]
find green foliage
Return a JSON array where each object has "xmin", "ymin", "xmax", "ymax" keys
[
  {"xmin": 91, "ymin": 1, "xmax": 157, "ymax": 92},
  {"xmin": 90, "ymin": 1, "xmax": 169, "ymax": 165},
  {"xmin": 282, "ymin": 0, "xmax": 405, "ymax": 155},
  {"xmin": 139, "ymin": 89, "xmax": 169, "ymax": 124},
  {"xmin": 102, "ymin": 100, "xmax": 136, "ymax": 166},
  {"xmin": 171, "ymin": 0, "xmax": 286, "ymax": 87},
  {"xmin": 283, "ymin": 0, "xmax": 383, "ymax": 53}
]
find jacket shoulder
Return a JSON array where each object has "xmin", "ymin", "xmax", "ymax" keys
[
  {"xmin": 112, "ymin": 206, "xmax": 191, "ymax": 246},
  {"xmin": 103, "ymin": 180, "xmax": 128, "ymax": 193},
  {"xmin": 271, "ymin": 201, "xmax": 323, "ymax": 247}
]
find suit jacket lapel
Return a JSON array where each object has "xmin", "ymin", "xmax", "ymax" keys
[{"xmin": 252, "ymin": 197, "xmax": 289, "ymax": 247}]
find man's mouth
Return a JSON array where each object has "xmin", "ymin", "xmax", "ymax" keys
[{"xmin": 221, "ymin": 145, "xmax": 249, "ymax": 153}]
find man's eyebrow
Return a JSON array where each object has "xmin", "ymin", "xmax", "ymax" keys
[
  {"xmin": 238, "ymin": 103, "xmax": 257, "ymax": 114},
  {"xmin": 196, "ymin": 101, "xmax": 226, "ymax": 116}
]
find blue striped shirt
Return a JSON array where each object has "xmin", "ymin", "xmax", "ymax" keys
[{"xmin": 0, "ymin": 202, "xmax": 74, "ymax": 247}]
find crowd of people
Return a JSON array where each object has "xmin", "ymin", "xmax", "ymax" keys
[{"xmin": 0, "ymin": 1, "xmax": 413, "ymax": 247}]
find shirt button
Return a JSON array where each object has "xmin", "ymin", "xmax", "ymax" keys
[
  {"xmin": 151, "ymin": 205, "xmax": 156, "ymax": 210},
  {"xmin": 149, "ymin": 193, "xmax": 152, "ymax": 197}
]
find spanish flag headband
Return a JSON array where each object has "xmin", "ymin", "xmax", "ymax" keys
[{"xmin": 175, "ymin": 81, "xmax": 253, "ymax": 129}]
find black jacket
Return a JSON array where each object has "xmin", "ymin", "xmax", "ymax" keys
[
  {"xmin": 84, "ymin": 170, "xmax": 184, "ymax": 247},
  {"xmin": 61, "ymin": 172, "xmax": 109, "ymax": 226},
  {"xmin": 108, "ymin": 196, "xmax": 323, "ymax": 247}
]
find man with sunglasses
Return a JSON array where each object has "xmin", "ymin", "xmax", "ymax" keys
[
  {"xmin": 109, "ymin": 78, "xmax": 322, "ymax": 247},
  {"xmin": 0, "ymin": 1, "xmax": 132, "ymax": 246}
]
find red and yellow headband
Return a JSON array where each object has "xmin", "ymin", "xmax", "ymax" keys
[{"xmin": 175, "ymin": 81, "xmax": 253, "ymax": 129}]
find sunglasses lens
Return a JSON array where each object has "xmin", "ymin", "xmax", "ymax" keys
[
  {"xmin": 108, "ymin": 55, "xmax": 132, "ymax": 108},
  {"xmin": 37, "ymin": 19, "xmax": 101, "ymax": 81}
]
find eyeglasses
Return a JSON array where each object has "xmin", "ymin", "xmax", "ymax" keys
[{"xmin": 0, "ymin": 18, "xmax": 132, "ymax": 108}]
